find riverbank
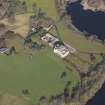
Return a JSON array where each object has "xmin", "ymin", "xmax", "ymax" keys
[
  {"xmin": 70, "ymin": 72, "xmax": 105, "ymax": 105},
  {"xmin": 56, "ymin": 0, "xmax": 105, "ymax": 42},
  {"xmin": 86, "ymin": 82, "xmax": 105, "ymax": 105},
  {"xmin": 81, "ymin": 0, "xmax": 105, "ymax": 12},
  {"xmin": 55, "ymin": 0, "xmax": 105, "ymax": 105}
]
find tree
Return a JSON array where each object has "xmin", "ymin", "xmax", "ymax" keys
[
  {"xmin": 100, "ymin": 53, "xmax": 105, "ymax": 59},
  {"xmin": 24, "ymin": 37, "xmax": 32, "ymax": 45},
  {"xmin": 90, "ymin": 53, "xmax": 96, "ymax": 62},
  {"xmin": 37, "ymin": 8, "xmax": 45, "ymax": 18},
  {"xmin": 22, "ymin": 1, "xmax": 27, "ymax": 13},
  {"xmin": 64, "ymin": 88, "xmax": 70, "ymax": 104},
  {"xmin": 7, "ymin": 0, "xmax": 16, "ymax": 23},
  {"xmin": 32, "ymin": 2, "xmax": 37, "ymax": 15},
  {"xmin": 22, "ymin": 89, "xmax": 29, "ymax": 95},
  {"xmin": 3, "ymin": 30, "xmax": 15, "ymax": 39},
  {"xmin": 39, "ymin": 96, "xmax": 48, "ymax": 105},
  {"xmin": 60, "ymin": 71, "xmax": 67, "ymax": 79},
  {"xmin": 9, "ymin": 46, "xmax": 17, "ymax": 54},
  {"xmin": 0, "ymin": 38, "xmax": 6, "ymax": 48},
  {"xmin": 66, "ymin": 81, "xmax": 71, "ymax": 88}
]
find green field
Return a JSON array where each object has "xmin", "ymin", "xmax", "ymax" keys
[
  {"xmin": 0, "ymin": 0, "xmax": 105, "ymax": 104},
  {"xmin": 0, "ymin": 0, "xmax": 80, "ymax": 103},
  {"xmin": 0, "ymin": 35, "xmax": 80, "ymax": 103},
  {"xmin": 0, "ymin": 52, "xmax": 79, "ymax": 101}
]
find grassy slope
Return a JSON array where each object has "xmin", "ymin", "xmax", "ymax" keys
[
  {"xmin": 24, "ymin": 0, "xmax": 105, "ymax": 69},
  {"xmin": 0, "ymin": 33, "xmax": 79, "ymax": 102},
  {"xmin": 25, "ymin": 0, "xmax": 105, "ymax": 53},
  {"xmin": 0, "ymin": 0, "xmax": 105, "ymax": 103},
  {"xmin": 0, "ymin": 52, "xmax": 77, "ymax": 102}
]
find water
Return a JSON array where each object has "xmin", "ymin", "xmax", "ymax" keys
[
  {"xmin": 86, "ymin": 82, "xmax": 105, "ymax": 105},
  {"xmin": 67, "ymin": 1, "xmax": 105, "ymax": 40},
  {"xmin": 66, "ymin": 1, "xmax": 105, "ymax": 105}
]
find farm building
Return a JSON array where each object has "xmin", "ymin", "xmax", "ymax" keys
[
  {"xmin": 30, "ymin": 17, "xmax": 54, "ymax": 32},
  {"xmin": 41, "ymin": 33, "xmax": 76, "ymax": 58}
]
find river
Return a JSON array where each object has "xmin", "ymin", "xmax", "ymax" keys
[
  {"xmin": 86, "ymin": 82, "xmax": 105, "ymax": 105},
  {"xmin": 67, "ymin": 1, "xmax": 105, "ymax": 40},
  {"xmin": 66, "ymin": 1, "xmax": 105, "ymax": 105}
]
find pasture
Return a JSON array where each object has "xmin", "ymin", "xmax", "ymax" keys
[{"xmin": 0, "ymin": 0, "xmax": 105, "ymax": 104}]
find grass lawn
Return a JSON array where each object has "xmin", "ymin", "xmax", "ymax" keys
[
  {"xmin": 0, "ymin": 50, "xmax": 79, "ymax": 103},
  {"xmin": 0, "ymin": 36, "xmax": 80, "ymax": 103}
]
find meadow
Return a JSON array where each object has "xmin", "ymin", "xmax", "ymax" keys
[
  {"xmin": 0, "ymin": 31, "xmax": 80, "ymax": 103},
  {"xmin": 0, "ymin": 0, "xmax": 105, "ymax": 104}
]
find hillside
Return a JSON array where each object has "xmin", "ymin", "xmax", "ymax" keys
[
  {"xmin": 0, "ymin": 0, "xmax": 105, "ymax": 105},
  {"xmin": 81, "ymin": 0, "xmax": 105, "ymax": 11}
]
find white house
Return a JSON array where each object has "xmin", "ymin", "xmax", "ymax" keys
[
  {"xmin": 41, "ymin": 33, "xmax": 59, "ymax": 47},
  {"xmin": 41, "ymin": 33, "xmax": 76, "ymax": 58},
  {"xmin": 54, "ymin": 44, "xmax": 70, "ymax": 58}
]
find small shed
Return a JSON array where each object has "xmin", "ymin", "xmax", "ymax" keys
[{"xmin": 0, "ymin": 47, "xmax": 9, "ymax": 53}]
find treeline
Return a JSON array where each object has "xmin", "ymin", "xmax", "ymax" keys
[
  {"xmin": 0, "ymin": 0, "xmax": 27, "ymax": 22},
  {"xmin": 34, "ymin": 58, "xmax": 105, "ymax": 105}
]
